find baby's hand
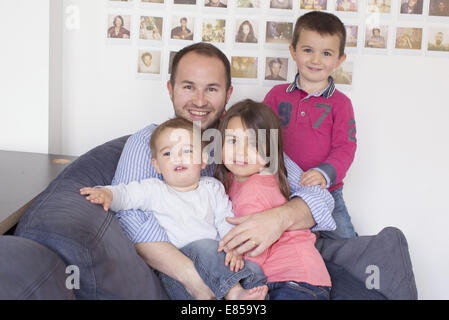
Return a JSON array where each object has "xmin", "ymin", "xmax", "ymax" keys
[
  {"xmin": 225, "ymin": 250, "xmax": 245, "ymax": 272},
  {"xmin": 80, "ymin": 187, "xmax": 113, "ymax": 211},
  {"xmin": 300, "ymin": 169, "xmax": 327, "ymax": 189}
]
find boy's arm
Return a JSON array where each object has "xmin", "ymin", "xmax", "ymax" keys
[
  {"xmin": 313, "ymin": 99, "xmax": 357, "ymax": 188},
  {"xmin": 210, "ymin": 179, "xmax": 235, "ymax": 239}
]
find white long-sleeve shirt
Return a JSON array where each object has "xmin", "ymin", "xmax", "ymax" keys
[{"xmin": 106, "ymin": 176, "xmax": 234, "ymax": 248}]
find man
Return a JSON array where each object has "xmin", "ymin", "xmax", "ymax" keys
[
  {"xmin": 428, "ymin": 31, "xmax": 448, "ymax": 51},
  {"xmin": 265, "ymin": 58, "xmax": 286, "ymax": 81},
  {"xmin": 112, "ymin": 42, "xmax": 384, "ymax": 300},
  {"xmin": 430, "ymin": 0, "xmax": 449, "ymax": 16},
  {"xmin": 171, "ymin": 17, "xmax": 193, "ymax": 40},
  {"xmin": 400, "ymin": 0, "xmax": 423, "ymax": 14}
]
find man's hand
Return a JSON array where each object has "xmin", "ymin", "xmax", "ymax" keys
[
  {"xmin": 300, "ymin": 169, "xmax": 327, "ymax": 189},
  {"xmin": 224, "ymin": 250, "xmax": 245, "ymax": 272},
  {"xmin": 80, "ymin": 187, "xmax": 113, "ymax": 211},
  {"xmin": 218, "ymin": 208, "xmax": 285, "ymax": 258}
]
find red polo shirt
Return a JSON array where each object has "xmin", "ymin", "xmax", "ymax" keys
[{"xmin": 263, "ymin": 77, "xmax": 357, "ymax": 191}]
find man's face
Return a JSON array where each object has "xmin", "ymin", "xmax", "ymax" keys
[
  {"xmin": 408, "ymin": 0, "xmax": 417, "ymax": 8},
  {"xmin": 167, "ymin": 51, "xmax": 233, "ymax": 130},
  {"xmin": 439, "ymin": 2, "xmax": 446, "ymax": 11},
  {"xmin": 143, "ymin": 55, "xmax": 152, "ymax": 67}
]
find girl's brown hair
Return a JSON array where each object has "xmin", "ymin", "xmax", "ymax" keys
[{"xmin": 214, "ymin": 99, "xmax": 290, "ymax": 199}]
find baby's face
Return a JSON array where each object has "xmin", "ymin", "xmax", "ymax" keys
[{"xmin": 152, "ymin": 127, "xmax": 205, "ymax": 191}]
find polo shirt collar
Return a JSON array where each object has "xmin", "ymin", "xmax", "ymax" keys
[{"xmin": 286, "ymin": 73, "xmax": 336, "ymax": 99}]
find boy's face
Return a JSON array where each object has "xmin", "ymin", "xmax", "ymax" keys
[
  {"xmin": 152, "ymin": 127, "xmax": 206, "ymax": 191},
  {"xmin": 289, "ymin": 29, "xmax": 346, "ymax": 91}
]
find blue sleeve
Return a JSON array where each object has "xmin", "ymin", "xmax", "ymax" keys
[
  {"xmin": 111, "ymin": 124, "xmax": 170, "ymax": 244},
  {"xmin": 284, "ymin": 153, "xmax": 336, "ymax": 231}
]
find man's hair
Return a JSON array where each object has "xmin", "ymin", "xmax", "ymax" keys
[
  {"xmin": 269, "ymin": 58, "xmax": 283, "ymax": 69},
  {"xmin": 170, "ymin": 42, "xmax": 231, "ymax": 91},
  {"xmin": 150, "ymin": 117, "xmax": 201, "ymax": 156},
  {"xmin": 291, "ymin": 11, "xmax": 346, "ymax": 57}
]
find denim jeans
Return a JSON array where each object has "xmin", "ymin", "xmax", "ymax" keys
[
  {"xmin": 267, "ymin": 281, "xmax": 330, "ymax": 300},
  {"xmin": 320, "ymin": 187, "xmax": 358, "ymax": 240},
  {"xmin": 158, "ymin": 239, "xmax": 267, "ymax": 300}
]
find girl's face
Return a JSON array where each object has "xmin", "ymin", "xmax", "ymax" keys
[
  {"xmin": 242, "ymin": 24, "xmax": 250, "ymax": 35},
  {"xmin": 222, "ymin": 116, "xmax": 268, "ymax": 182}
]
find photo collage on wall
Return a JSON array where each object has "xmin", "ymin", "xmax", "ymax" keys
[{"xmin": 106, "ymin": 0, "xmax": 449, "ymax": 88}]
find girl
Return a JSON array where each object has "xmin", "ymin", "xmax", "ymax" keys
[{"xmin": 215, "ymin": 99, "xmax": 331, "ymax": 300}]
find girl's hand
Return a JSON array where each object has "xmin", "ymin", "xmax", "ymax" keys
[
  {"xmin": 80, "ymin": 187, "xmax": 113, "ymax": 211},
  {"xmin": 299, "ymin": 169, "xmax": 327, "ymax": 189},
  {"xmin": 224, "ymin": 250, "xmax": 245, "ymax": 272}
]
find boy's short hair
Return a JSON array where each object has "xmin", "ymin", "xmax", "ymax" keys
[
  {"xmin": 292, "ymin": 11, "xmax": 346, "ymax": 57},
  {"xmin": 150, "ymin": 117, "xmax": 201, "ymax": 156}
]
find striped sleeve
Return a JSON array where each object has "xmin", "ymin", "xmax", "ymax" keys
[
  {"xmin": 111, "ymin": 124, "xmax": 170, "ymax": 244},
  {"xmin": 284, "ymin": 153, "xmax": 336, "ymax": 232}
]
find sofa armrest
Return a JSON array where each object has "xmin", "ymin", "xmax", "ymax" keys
[
  {"xmin": 15, "ymin": 136, "xmax": 168, "ymax": 299},
  {"xmin": 316, "ymin": 227, "xmax": 418, "ymax": 300}
]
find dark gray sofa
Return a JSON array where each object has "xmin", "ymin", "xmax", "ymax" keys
[{"xmin": 0, "ymin": 135, "xmax": 418, "ymax": 299}]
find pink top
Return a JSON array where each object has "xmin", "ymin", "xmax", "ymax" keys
[{"xmin": 228, "ymin": 173, "xmax": 331, "ymax": 286}]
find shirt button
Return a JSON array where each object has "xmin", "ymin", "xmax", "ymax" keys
[{"xmin": 301, "ymin": 111, "xmax": 306, "ymax": 117}]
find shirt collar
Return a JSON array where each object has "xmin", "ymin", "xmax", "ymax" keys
[{"xmin": 286, "ymin": 73, "xmax": 336, "ymax": 99}]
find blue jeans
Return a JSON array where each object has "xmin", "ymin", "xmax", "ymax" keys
[
  {"xmin": 158, "ymin": 239, "xmax": 267, "ymax": 300},
  {"xmin": 320, "ymin": 187, "xmax": 358, "ymax": 239},
  {"xmin": 267, "ymin": 281, "xmax": 330, "ymax": 300}
]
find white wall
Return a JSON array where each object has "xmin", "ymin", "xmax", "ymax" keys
[
  {"xmin": 0, "ymin": 0, "xmax": 49, "ymax": 153},
  {"xmin": 3, "ymin": 0, "xmax": 448, "ymax": 299}
]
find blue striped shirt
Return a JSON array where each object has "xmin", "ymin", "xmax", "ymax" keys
[{"xmin": 111, "ymin": 124, "xmax": 336, "ymax": 244}]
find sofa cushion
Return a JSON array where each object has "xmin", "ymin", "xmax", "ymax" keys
[
  {"xmin": 315, "ymin": 227, "xmax": 418, "ymax": 300},
  {"xmin": 0, "ymin": 235, "xmax": 75, "ymax": 300},
  {"xmin": 15, "ymin": 136, "xmax": 168, "ymax": 299}
]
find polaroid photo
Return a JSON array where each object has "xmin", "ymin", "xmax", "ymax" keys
[
  {"xmin": 366, "ymin": 0, "xmax": 392, "ymax": 16},
  {"xmin": 170, "ymin": 16, "xmax": 195, "ymax": 43},
  {"xmin": 269, "ymin": 0, "xmax": 294, "ymax": 15},
  {"xmin": 425, "ymin": 26, "xmax": 449, "ymax": 56},
  {"xmin": 398, "ymin": 0, "xmax": 425, "ymax": 19},
  {"xmin": 331, "ymin": 59, "xmax": 354, "ymax": 90},
  {"xmin": 393, "ymin": 26, "xmax": 424, "ymax": 55},
  {"xmin": 300, "ymin": 0, "xmax": 328, "ymax": 11},
  {"xmin": 234, "ymin": 19, "xmax": 259, "ymax": 48},
  {"xmin": 231, "ymin": 56, "xmax": 259, "ymax": 83},
  {"xmin": 167, "ymin": 50, "xmax": 179, "ymax": 75},
  {"xmin": 428, "ymin": 0, "xmax": 449, "ymax": 21},
  {"xmin": 265, "ymin": 20, "xmax": 294, "ymax": 49},
  {"xmin": 173, "ymin": 0, "xmax": 198, "ymax": 11},
  {"xmin": 140, "ymin": 0, "xmax": 166, "ymax": 9},
  {"xmin": 334, "ymin": 0, "xmax": 360, "ymax": 17},
  {"xmin": 263, "ymin": 56, "xmax": 290, "ymax": 86},
  {"xmin": 236, "ymin": 0, "xmax": 261, "ymax": 14},
  {"xmin": 108, "ymin": 0, "xmax": 135, "ymax": 8},
  {"xmin": 138, "ymin": 16, "xmax": 164, "ymax": 46},
  {"xmin": 344, "ymin": 23, "xmax": 361, "ymax": 52},
  {"xmin": 106, "ymin": 14, "xmax": 132, "ymax": 44},
  {"xmin": 202, "ymin": 18, "xmax": 226, "ymax": 45},
  {"xmin": 137, "ymin": 49, "xmax": 162, "ymax": 80},
  {"xmin": 363, "ymin": 24, "xmax": 390, "ymax": 54},
  {"xmin": 203, "ymin": 0, "xmax": 228, "ymax": 10}
]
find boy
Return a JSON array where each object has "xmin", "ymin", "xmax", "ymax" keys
[
  {"xmin": 263, "ymin": 11, "xmax": 357, "ymax": 239},
  {"xmin": 80, "ymin": 118, "xmax": 268, "ymax": 300}
]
